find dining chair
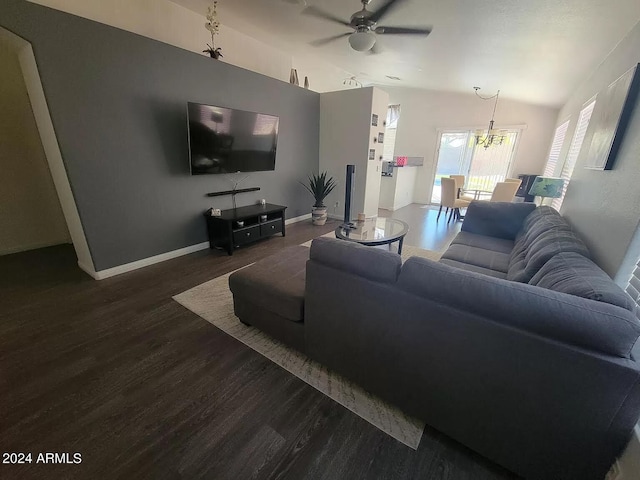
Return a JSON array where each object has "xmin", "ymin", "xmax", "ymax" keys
[
  {"xmin": 449, "ymin": 174, "xmax": 476, "ymax": 201},
  {"xmin": 449, "ymin": 175, "xmax": 465, "ymax": 193},
  {"xmin": 439, "ymin": 177, "xmax": 471, "ymax": 222},
  {"xmin": 489, "ymin": 180, "xmax": 521, "ymax": 202}
]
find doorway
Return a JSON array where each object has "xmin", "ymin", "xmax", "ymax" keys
[
  {"xmin": 431, "ymin": 130, "xmax": 519, "ymax": 204},
  {"xmin": 0, "ymin": 26, "xmax": 95, "ymax": 274}
]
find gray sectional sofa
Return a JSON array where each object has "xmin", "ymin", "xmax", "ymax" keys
[{"xmin": 230, "ymin": 202, "xmax": 640, "ymax": 480}]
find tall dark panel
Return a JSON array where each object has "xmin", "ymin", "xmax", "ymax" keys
[
  {"xmin": 516, "ymin": 174, "xmax": 538, "ymax": 203},
  {"xmin": 344, "ymin": 165, "xmax": 356, "ymax": 224}
]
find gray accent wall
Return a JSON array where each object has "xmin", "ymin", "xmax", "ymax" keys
[{"xmin": 0, "ymin": 0, "xmax": 319, "ymax": 271}]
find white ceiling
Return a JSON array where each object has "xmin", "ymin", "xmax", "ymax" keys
[{"xmin": 171, "ymin": 0, "xmax": 640, "ymax": 106}]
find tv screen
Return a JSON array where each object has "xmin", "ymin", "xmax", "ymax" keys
[{"xmin": 187, "ymin": 102, "xmax": 279, "ymax": 174}]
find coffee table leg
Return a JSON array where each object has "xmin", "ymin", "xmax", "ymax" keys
[{"xmin": 398, "ymin": 237, "xmax": 404, "ymax": 255}]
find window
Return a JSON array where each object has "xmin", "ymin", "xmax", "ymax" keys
[
  {"xmin": 543, "ymin": 120, "xmax": 570, "ymax": 177},
  {"xmin": 382, "ymin": 104, "xmax": 400, "ymax": 162},
  {"xmin": 552, "ymin": 100, "xmax": 596, "ymax": 210},
  {"xmin": 625, "ymin": 259, "xmax": 640, "ymax": 320},
  {"xmin": 430, "ymin": 129, "xmax": 520, "ymax": 204}
]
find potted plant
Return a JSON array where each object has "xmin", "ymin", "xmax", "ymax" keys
[
  {"xmin": 203, "ymin": 1, "xmax": 223, "ymax": 59},
  {"xmin": 301, "ymin": 171, "xmax": 337, "ymax": 226}
]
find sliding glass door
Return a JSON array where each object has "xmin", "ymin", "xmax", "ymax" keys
[
  {"xmin": 431, "ymin": 130, "xmax": 519, "ymax": 204},
  {"xmin": 431, "ymin": 132, "xmax": 472, "ymax": 204}
]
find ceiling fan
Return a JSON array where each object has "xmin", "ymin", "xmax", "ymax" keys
[{"xmin": 303, "ymin": 0, "xmax": 432, "ymax": 53}]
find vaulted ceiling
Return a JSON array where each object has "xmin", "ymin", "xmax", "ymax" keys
[{"xmin": 171, "ymin": 0, "xmax": 640, "ymax": 106}]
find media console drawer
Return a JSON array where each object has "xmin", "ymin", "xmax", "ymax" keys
[
  {"xmin": 233, "ymin": 226, "xmax": 260, "ymax": 246},
  {"xmin": 260, "ymin": 219, "xmax": 283, "ymax": 236}
]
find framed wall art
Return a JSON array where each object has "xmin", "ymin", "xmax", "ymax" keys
[{"xmin": 584, "ymin": 63, "xmax": 640, "ymax": 170}]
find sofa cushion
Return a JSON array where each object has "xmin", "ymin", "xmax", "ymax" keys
[
  {"xmin": 526, "ymin": 230, "xmax": 590, "ymax": 261},
  {"xmin": 399, "ymin": 257, "xmax": 640, "ymax": 358},
  {"xmin": 442, "ymin": 244, "xmax": 510, "ymax": 273},
  {"xmin": 520, "ymin": 217, "xmax": 573, "ymax": 249},
  {"xmin": 507, "ymin": 217, "xmax": 586, "ymax": 282},
  {"xmin": 517, "ymin": 206, "xmax": 564, "ymax": 240},
  {"xmin": 461, "ymin": 201, "xmax": 537, "ymax": 240},
  {"xmin": 530, "ymin": 252, "xmax": 635, "ymax": 311},
  {"xmin": 506, "ymin": 251, "xmax": 528, "ymax": 282},
  {"xmin": 525, "ymin": 232, "xmax": 590, "ymax": 274},
  {"xmin": 310, "ymin": 237, "xmax": 401, "ymax": 284},
  {"xmin": 439, "ymin": 258, "xmax": 508, "ymax": 278},
  {"xmin": 507, "ymin": 232, "xmax": 590, "ymax": 284},
  {"xmin": 450, "ymin": 231, "xmax": 515, "ymax": 254},
  {"xmin": 228, "ymin": 245, "xmax": 309, "ymax": 322}
]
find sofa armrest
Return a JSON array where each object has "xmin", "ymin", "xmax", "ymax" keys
[
  {"xmin": 398, "ymin": 257, "xmax": 640, "ymax": 358},
  {"xmin": 461, "ymin": 201, "xmax": 536, "ymax": 240}
]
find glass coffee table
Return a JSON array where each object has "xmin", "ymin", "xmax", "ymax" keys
[{"xmin": 335, "ymin": 217, "xmax": 409, "ymax": 254}]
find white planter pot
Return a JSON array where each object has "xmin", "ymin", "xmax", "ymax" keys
[{"xmin": 311, "ymin": 207, "xmax": 328, "ymax": 226}]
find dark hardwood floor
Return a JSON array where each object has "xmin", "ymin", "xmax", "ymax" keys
[{"xmin": 0, "ymin": 207, "xmax": 516, "ymax": 480}]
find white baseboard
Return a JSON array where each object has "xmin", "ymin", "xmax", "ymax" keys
[
  {"xmin": 90, "ymin": 242, "xmax": 210, "ymax": 280},
  {"xmin": 285, "ymin": 213, "xmax": 311, "ymax": 225},
  {"xmin": 77, "ymin": 260, "xmax": 98, "ymax": 279},
  {"xmin": 85, "ymin": 214, "xmax": 311, "ymax": 280}
]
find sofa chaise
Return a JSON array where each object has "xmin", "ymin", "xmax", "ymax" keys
[{"xmin": 229, "ymin": 202, "xmax": 640, "ymax": 479}]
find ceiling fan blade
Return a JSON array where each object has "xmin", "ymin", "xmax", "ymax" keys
[
  {"xmin": 309, "ymin": 32, "xmax": 352, "ymax": 47},
  {"xmin": 369, "ymin": 0, "xmax": 406, "ymax": 24},
  {"xmin": 374, "ymin": 26, "xmax": 432, "ymax": 35},
  {"xmin": 302, "ymin": 6, "xmax": 352, "ymax": 27}
]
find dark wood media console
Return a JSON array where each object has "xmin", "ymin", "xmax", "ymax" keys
[{"xmin": 204, "ymin": 203, "xmax": 287, "ymax": 255}]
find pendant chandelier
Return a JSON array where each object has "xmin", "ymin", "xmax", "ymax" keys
[{"xmin": 474, "ymin": 87, "xmax": 507, "ymax": 149}]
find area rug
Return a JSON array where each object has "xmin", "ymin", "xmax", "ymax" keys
[{"xmin": 173, "ymin": 240, "xmax": 442, "ymax": 449}]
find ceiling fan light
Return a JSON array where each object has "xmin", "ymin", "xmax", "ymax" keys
[{"xmin": 349, "ymin": 31, "xmax": 376, "ymax": 51}]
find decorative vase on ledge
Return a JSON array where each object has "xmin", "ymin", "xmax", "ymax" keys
[{"xmin": 289, "ymin": 68, "xmax": 299, "ymax": 86}]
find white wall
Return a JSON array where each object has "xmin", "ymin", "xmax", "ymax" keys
[
  {"xmin": 27, "ymin": 0, "xmax": 355, "ymax": 93},
  {"xmin": 379, "ymin": 176, "xmax": 396, "ymax": 210},
  {"xmin": 320, "ymin": 87, "xmax": 385, "ymax": 218},
  {"xmin": 363, "ymin": 88, "xmax": 389, "ymax": 216},
  {"xmin": 0, "ymin": 38, "xmax": 70, "ymax": 255},
  {"xmin": 554, "ymin": 20, "xmax": 640, "ymax": 278},
  {"xmin": 28, "ymin": 0, "xmax": 292, "ymax": 82},
  {"xmin": 383, "ymin": 87, "xmax": 559, "ymax": 204},
  {"xmin": 378, "ymin": 167, "xmax": 418, "ymax": 211},
  {"xmin": 393, "ymin": 167, "xmax": 418, "ymax": 210}
]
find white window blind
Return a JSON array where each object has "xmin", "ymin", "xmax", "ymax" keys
[
  {"xmin": 625, "ymin": 260, "xmax": 640, "ymax": 319},
  {"xmin": 543, "ymin": 120, "xmax": 570, "ymax": 177},
  {"xmin": 552, "ymin": 101, "xmax": 596, "ymax": 210}
]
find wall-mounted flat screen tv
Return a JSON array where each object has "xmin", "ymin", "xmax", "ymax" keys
[{"xmin": 187, "ymin": 102, "xmax": 279, "ymax": 174}]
